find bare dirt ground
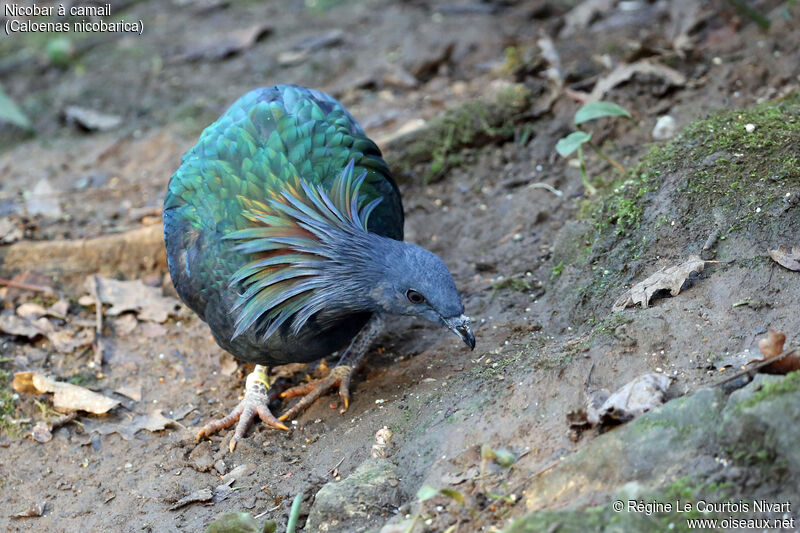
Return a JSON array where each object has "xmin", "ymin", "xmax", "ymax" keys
[{"xmin": 1, "ymin": 1, "xmax": 799, "ymax": 532}]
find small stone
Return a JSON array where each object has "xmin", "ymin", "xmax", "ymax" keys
[
  {"xmin": 306, "ymin": 458, "xmax": 401, "ymax": 531},
  {"xmin": 652, "ymin": 115, "xmax": 677, "ymax": 140}
]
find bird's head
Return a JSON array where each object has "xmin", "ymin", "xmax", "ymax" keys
[{"xmin": 366, "ymin": 239, "xmax": 475, "ymax": 350}]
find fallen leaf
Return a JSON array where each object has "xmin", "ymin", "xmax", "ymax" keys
[
  {"xmin": 590, "ymin": 60, "xmax": 687, "ymax": 101},
  {"xmin": 115, "ymin": 382, "xmax": 142, "ymax": 402},
  {"xmin": 759, "ymin": 329, "xmax": 786, "ymax": 359},
  {"xmin": 16, "ymin": 303, "xmax": 48, "ymax": 320},
  {"xmin": 49, "ymin": 299, "xmax": 70, "ymax": 316},
  {"xmin": 63, "ymin": 106, "xmax": 122, "ymax": 132},
  {"xmin": 47, "ymin": 328, "xmax": 95, "ymax": 354},
  {"xmin": 613, "ymin": 255, "xmax": 709, "ymax": 311},
  {"xmin": 768, "ymin": 245, "xmax": 800, "ymax": 271},
  {"xmin": 171, "ymin": 404, "xmax": 195, "ymax": 421},
  {"xmin": 12, "ymin": 501, "xmax": 46, "ymax": 519},
  {"xmin": 221, "ymin": 463, "xmax": 254, "ymax": 484},
  {"xmin": 169, "ymin": 487, "xmax": 213, "ymax": 510},
  {"xmin": 88, "ymin": 409, "xmax": 176, "ymax": 440},
  {"xmin": 752, "ymin": 329, "xmax": 800, "ymax": 375},
  {"xmin": 588, "ymin": 373, "xmax": 672, "ymax": 425},
  {"xmin": 12, "ymin": 371, "xmax": 119, "ymax": 414},
  {"xmin": 84, "ymin": 275, "xmax": 180, "ymax": 323},
  {"xmin": 0, "ymin": 311, "xmax": 46, "ymax": 338}
]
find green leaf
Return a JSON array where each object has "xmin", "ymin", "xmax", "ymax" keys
[
  {"xmin": 439, "ymin": 489, "xmax": 465, "ymax": 504},
  {"xmin": 0, "ymin": 86, "xmax": 32, "ymax": 131},
  {"xmin": 417, "ymin": 485, "xmax": 439, "ymax": 502},
  {"xmin": 555, "ymin": 131, "xmax": 592, "ymax": 157},
  {"xmin": 574, "ymin": 101, "xmax": 631, "ymax": 125}
]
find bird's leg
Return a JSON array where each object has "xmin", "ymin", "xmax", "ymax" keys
[
  {"xmin": 197, "ymin": 364, "xmax": 289, "ymax": 452},
  {"xmin": 279, "ymin": 314, "xmax": 384, "ymax": 421}
]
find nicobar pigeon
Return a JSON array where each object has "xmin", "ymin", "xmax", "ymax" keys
[{"xmin": 164, "ymin": 85, "xmax": 474, "ymax": 451}]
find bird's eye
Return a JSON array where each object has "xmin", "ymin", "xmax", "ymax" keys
[{"xmin": 406, "ymin": 289, "xmax": 425, "ymax": 304}]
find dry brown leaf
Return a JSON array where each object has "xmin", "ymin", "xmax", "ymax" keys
[
  {"xmin": 84, "ymin": 275, "xmax": 180, "ymax": 323},
  {"xmin": 768, "ymin": 245, "xmax": 800, "ymax": 271},
  {"xmin": 613, "ymin": 255, "xmax": 708, "ymax": 311},
  {"xmin": 12, "ymin": 371, "xmax": 119, "ymax": 414},
  {"xmin": 753, "ymin": 329, "xmax": 800, "ymax": 375},
  {"xmin": 16, "ymin": 303, "xmax": 48, "ymax": 320},
  {"xmin": 47, "ymin": 328, "xmax": 95, "ymax": 354},
  {"xmin": 759, "ymin": 329, "xmax": 786, "ymax": 359},
  {"xmin": 590, "ymin": 60, "xmax": 687, "ymax": 101}
]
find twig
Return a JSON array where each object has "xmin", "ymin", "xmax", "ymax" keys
[
  {"xmin": 253, "ymin": 503, "xmax": 281, "ymax": 519},
  {"xmin": 715, "ymin": 347, "xmax": 798, "ymax": 387},
  {"xmin": 327, "ymin": 456, "xmax": 345, "ymax": 476},
  {"xmin": 0, "ymin": 278, "xmax": 54, "ymax": 295},
  {"xmin": 90, "ymin": 275, "xmax": 104, "ymax": 365},
  {"xmin": 528, "ymin": 182, "xmax": 563, "ymax": 197}
]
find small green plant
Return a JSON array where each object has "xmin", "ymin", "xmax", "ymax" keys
[
  {"xmin": 0, "ymin": 85, "xmax": 32, "ymax": 131},
  {"xmin": 555, "ymin": 101, "xmax": 631, "ymax": 195}
]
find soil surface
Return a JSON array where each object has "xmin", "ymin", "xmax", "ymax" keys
[{"xmin": 1, "ymin": 1, "xmax": 799, "ymax": 532}]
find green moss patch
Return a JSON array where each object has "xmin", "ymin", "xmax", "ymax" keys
[{"xmin": 559, "ymin": 93, "xmax": 800, "ymax": 320}]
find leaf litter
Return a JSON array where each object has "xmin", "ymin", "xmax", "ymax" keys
[
  {"xmin": 79, "ymin": 275, "xmax": 181, "ymax": 323},
  {"xmin": 752, "ymin": 329, "xmax": 800, "ymax": 375},
  {"xmin": 12, "ymin": 371, "xmax": 120, "ymax": 414},
  {"xmin": 768, "ymin": 245, "xmax": 800, "ymax": 271},
  {"xmin": 613, "ymin": 255, "xmax": 712, "ymax": 311},
  {"xmin": 568, "ymin": 373, "xmax": 672, "ymax": 437}
]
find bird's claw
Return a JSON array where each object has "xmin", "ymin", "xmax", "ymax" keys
[
  {"xmin": 279, "ymin": 365, "xmax": 354, "ymax": 421},
  {"xmin": 196, "ymin": 369, "xmax": 288, "ymax": 451}
]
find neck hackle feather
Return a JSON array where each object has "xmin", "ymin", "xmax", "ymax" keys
[{"xmin": 226, "ymin": 160, "xmax": 383, "ymax": 340}]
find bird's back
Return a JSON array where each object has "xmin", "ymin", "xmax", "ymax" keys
[{"xmin": 164, "ymin": 85, "xmax": 404, "ymax": 363}]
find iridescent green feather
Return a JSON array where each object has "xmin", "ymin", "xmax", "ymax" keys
[{"xmin": 163, "ymin": 85, "xmax": 403, "ymax": 335}]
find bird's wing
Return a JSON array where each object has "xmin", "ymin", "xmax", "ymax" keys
[{"xmin": 164, "ymin": 85, "xmax": 402, "ymax": 325}]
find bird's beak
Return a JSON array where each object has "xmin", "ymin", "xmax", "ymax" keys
[{"xmin": 443, "ymin": 314, "xmax": 475, "ymax": 351}]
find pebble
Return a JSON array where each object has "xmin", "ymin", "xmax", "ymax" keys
[{"xmin": 652, "ymin": 115, "xmax": 677, "ymax": 140}]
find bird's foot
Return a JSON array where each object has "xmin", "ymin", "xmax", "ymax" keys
[
  {"xmin": 278, "ymin": 364, "xmax": 354, "ymax": 421},
  {"xmin": 197, "ymin": 367, "xmax": 289, "ymax": 452}
]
